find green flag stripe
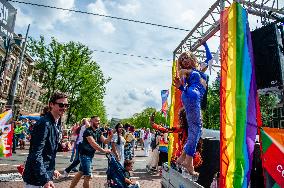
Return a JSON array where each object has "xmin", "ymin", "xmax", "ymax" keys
[{"xmin": 261, "ymin": 130, "xmax": 273, "ymax": 153}]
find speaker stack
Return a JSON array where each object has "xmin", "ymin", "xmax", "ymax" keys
[
  {"xmin": 196, "ymin": 138, "xmax": 220, "ymax": 188},
  {"xmin": 251, "ymin": 23, "xmax": 284, "ymax": 91}
]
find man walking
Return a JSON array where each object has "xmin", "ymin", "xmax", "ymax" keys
[
  {"xmin": 23, "ymin": 92, "xmax": 69, "ymax": 188},
  {"xmin": 70, "ymin": 116, "xmax": 112, "ymax": 188}
]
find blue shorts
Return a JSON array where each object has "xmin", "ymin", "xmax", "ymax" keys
[{"xmin": 79, "ymin": 155, "xmax": 93, "ymax": 176}]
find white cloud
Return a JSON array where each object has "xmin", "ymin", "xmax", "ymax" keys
[
  {"xmin": 128, "ymin": 88, "xmax": 140, "ymax": 100},
  {"xmin": 15, "ymin": 9, "xmax": 33, "ymax": 28},
  {"xmin": 180, "ymin": 10, "xmax": 197, "ymax": 24},
  {"xmin": 87, "ymin": 0, "xmax": 116, "ymax": 34},
  {"xmin": 101, "ymin": 22, "xmax": 116, "ymax": 34},
  {"xmin": 11, "ymin": 0, "xmax": 241, "ymax": 119},
  {"xmin": 87, "ymin": 0, "xmax": 108, "ymax": 23},
  {"xmin": 14, "ymin": 0, "xmax": 75, "ymax": 30},
  {"xmin": 144, "ymin": 88, "xmax": 154, "ymax": 97},
  {"xmin": 118, "ymin": 1, "xmax": 140, "ymax": 15}
]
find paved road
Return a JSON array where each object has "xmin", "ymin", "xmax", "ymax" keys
[{"xmin": 0, "ymin": 147, "xmax": 161, "ymax": 188}]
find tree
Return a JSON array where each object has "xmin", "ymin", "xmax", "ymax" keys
[
  {"xmin": 28, "ymin": 36, "xmax": 110, "ymax": 123},
  {"xmin": 202, "ymin": 75, "xmax": 220, "ymax": 130},
  {"xmin": 202, "ymin": 73, "xmax": 279, "ymax": 129},
  {"xmin": 259, "ymin": 93, "xmax": 279, "ymax": 126},
  {"xmin": 121, "ymin": 107, "xmax": 168, "ymax": 129}
]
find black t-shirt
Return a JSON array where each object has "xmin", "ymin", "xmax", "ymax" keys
[{"xmin": 80, "ymin": 127, "xmax": 102, "ymax": 157}]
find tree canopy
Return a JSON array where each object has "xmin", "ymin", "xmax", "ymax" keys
[
  {"xmin": 121, "ymin": 107, "xmax": 168, "ymax": 129},
  {"xmin": 28, "ymin": 36, "xmax": 110, "ymax": 123}
]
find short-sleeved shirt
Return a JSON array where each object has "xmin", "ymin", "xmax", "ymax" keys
[{"xmin": 80, "ymin": 127, "xmax": 102, "ymax": 158}]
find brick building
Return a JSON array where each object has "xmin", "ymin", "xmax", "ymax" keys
[
  {"xmin": 0, "ymin": 37, "xmax": 45, "ymax": 116},
  {"xmin": 20, "ymin": 76, "xmax": 45, "ymax": 115}
]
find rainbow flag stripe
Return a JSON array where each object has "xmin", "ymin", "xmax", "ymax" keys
[
  {"xmin": 220, "ymin": 2, "xmax": 260, "ymax": 188},
  {"xmin": 0, "ymin": 110, "xmax": 12, "ymax": 126},
  {"xmin": 168, "ymin": 60, "xmax": 182, "ymax": 164},
  {"xmin": 0, "ymin": 110, "xmax": 13, "ymax": 157}
]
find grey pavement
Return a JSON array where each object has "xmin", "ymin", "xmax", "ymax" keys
[{"xmin": 0, "ymin": 147, "xmax": 161, "ymax": 188}]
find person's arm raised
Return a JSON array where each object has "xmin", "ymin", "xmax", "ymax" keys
[{"xmin": 100, "ymin": 130, "xmax": 113, "ymax": 144}]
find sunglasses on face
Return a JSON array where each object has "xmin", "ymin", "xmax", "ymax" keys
[{"xmin": 54, "ymin": 102, "xmax": 69, "ymax": 108}]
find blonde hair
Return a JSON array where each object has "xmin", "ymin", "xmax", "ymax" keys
[{"xmin": 177, "ymin": 51, "xmax": 198, "ymax": 70}]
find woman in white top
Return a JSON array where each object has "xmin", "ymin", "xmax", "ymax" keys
[
  {"xmin": 111, "ymin": 123, "xmax": 126, "ymax": 166},
  {"xmin": 143, "ymin": 128, "xmax": 152, "ymax": 156},
  {"xmin": 63, "ymin": 118, "xmax": 90, "ymax": 177}
]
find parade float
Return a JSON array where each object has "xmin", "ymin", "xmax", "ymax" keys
[{"xmin": 161, "ymin": 0, "xmax": 284, "ymax": 187}]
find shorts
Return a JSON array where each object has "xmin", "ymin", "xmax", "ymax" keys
[
  {"xmin": 79, "ymin": 155, "xmax": 93, "ymax": 176},
  {"xmin": 71, "ymin": 135, "xmax": 78, "ymax": 142},
  {"xmin": 158, "ymin": 151, "xmax": 168, "ymax": 166},
  {"xmin": 18, "ymin": 134, "xmax": 25, "ymax": 139}
]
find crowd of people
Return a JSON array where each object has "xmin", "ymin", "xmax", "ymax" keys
[
  {"xmin": 18, "ymin": 92, "xmax": 169, "ymax": 188},
  {"xmin": 9, "ymin": 50, "xmax": 208, "ymax": 188},
  {"xmin": 11, "ymin": 118, "xmax": 36, "ymax": 153}
]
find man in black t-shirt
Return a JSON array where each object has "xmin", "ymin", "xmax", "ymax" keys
[{"xmin": 70, "ymin": 116, "xmax": 112, "ymax": 188}]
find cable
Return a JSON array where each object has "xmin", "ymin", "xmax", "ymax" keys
[
  {"xmin": 93, "ymin": 49, "xmax": 172, "ymax": 62},
  {"xmin": 8, "ymin": 0, "xmax": 190, "ymax": 32}
]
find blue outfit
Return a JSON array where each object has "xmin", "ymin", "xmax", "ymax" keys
[
  {"xmin": 178, "ymin": 70, "xmax": 207, "ymax": 157},
  {"xmin": 23, "ymin": 112, "xmax": 62, "ymax": 186}
]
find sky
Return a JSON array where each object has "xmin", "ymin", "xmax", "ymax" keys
[{"xmin": 10, "ymin": 0, "xmax": 281, "ymax": 119}]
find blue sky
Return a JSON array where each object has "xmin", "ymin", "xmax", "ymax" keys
[{"xmin": 10, "ymin": 0, "xmax": 279, "ymax": 119}]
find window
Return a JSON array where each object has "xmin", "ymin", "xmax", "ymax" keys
[
  {"xmin": 5, "ymin": 62, "xmax": 11, "ymax": 71},
  {"xmin": 281, "ymin": 107, "xmax": 284, "ymax": 117},
  {"xmin": 3, "ymin": 80, "xmax": 10, "ymax": 94},
  {"xmin": 272, "ymin": 120, "xmax": 279, "ymax": 128},
  {"xmin": 272, "ymin": 108, "xmax": 278, "ymax": 118},
  {"xmin": 24, "ymin": 100, "xmax": 28, "ymax": 109},
  {"xmin": 17, "ymin": 84, "xmax": 22, "ymax": 95},
  {"xmin": 10, "ymin": 58, "xmax": 16, "ymax": 71},
  {"xmin": 20, "ymin": 66, "xmax": 26, "ymax": 81},
  {"xmin": 280, "ymin": 120, "xmax": 284, "ymax": 129}
]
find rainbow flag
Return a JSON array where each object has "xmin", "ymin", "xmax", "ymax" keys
[
  {"xmin": 260, "ymin": 128, "xmax": 284, "ymax": 187},
  {"xmin": 161, "ymin": 90, "xmax": 169, "ymax": 116},
  {"xmin": 0, "ymin": 110, "xmax": 13, "ymax": 157},
  {"xmin": 0, "ymin": 110, "xmax": 12, "ymax": 127},
  {"xmin": 220, "ymin": 2, "xmax": 261, "ymax": 187},
  {"xmin": 168, "ymin": 60, "xmax": 182, "ymax": 165}
]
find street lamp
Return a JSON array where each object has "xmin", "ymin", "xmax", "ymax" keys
[
  {"xmin": 0, "ymin": 34, "xmax": 23, "ymax": 88},
  {"xmin": 1, "ymin": 24, "xmax": 30, "ymax": 118}
]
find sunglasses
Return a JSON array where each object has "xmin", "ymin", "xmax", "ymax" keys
[{"xmin": 54, "ymin": 102, "xmax": 69, "ymax": 108}]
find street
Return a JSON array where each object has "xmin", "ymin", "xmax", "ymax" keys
[{"xmin": 0, "ymin": 147, "xmax": 161, "ymax": 188}]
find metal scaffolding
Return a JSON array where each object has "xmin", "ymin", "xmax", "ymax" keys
[{"xmin": 173, "ymin": 0, "xmax": 284, "ymax": 63}]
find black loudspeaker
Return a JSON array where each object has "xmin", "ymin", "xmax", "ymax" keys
[
  {"xmin": 251, "ymin": 23, "xmax": 284, "ymax": 90},
  {"xmin": 250, "ymin": 143, "xmax": 265, "ymax": 188},
  {"xmin": 197, "ymin": 139, "xmax": 220, "ymax": 188}
]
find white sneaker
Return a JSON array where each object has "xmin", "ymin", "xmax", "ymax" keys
[{"xmin": 63, "ymin": 170, "xmax": 69, "ymax": 178}]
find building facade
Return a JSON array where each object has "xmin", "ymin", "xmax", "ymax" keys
[
  {"xmin": 270, "ymin": 106, "xmax": 284, "ymax": 129},
  {"xmin": 0, "ymin": 37, "xmax": 45, "ymax": 116},
  {"xmin": 20, "ymin": 76, "xmax": 45, "ymax": 115}
]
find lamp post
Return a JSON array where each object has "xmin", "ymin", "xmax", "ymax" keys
[
  {"xmin": 0, "ymin": 35, "xmax": 22, "ymax": 87},
  {"xmin": 6, "ymin": 24, "xmax": 30, "ymax": 115}
]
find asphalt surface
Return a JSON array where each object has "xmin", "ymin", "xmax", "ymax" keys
[{"xmin": 0, "ymin": 146, "xmax": 161, "ymax": 188}]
